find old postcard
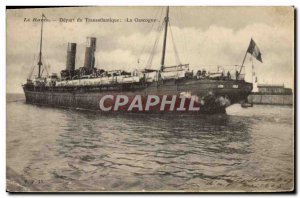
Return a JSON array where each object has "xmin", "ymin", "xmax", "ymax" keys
[{"xmin": 6, "ymin": 6, "xmax": 294, "ymax": 192}]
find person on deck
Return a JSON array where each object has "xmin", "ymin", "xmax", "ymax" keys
[
  {"xmin": 235, "ymin": 70, "xmax": 239, "ymax": 80},
  {"xmin": 227, "ymin": 71, "xmax": 231, "ymax": 80},
  {"xmin": 202, "ymin": 69, "xmax": 206, "ymax": 78}
]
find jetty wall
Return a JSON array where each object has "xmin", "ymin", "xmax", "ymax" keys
[{"xmin": 248, "ymin": 94, "xmax": 293, "ymax": 105}]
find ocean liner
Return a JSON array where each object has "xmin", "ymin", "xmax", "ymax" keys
[{"xmin": 22, "ymin": 7, "xmax": 254, "ymax": 114}]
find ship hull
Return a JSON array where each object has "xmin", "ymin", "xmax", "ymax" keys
[{"xmin": 23, "ymin": 79, "xmax": 252, "ymax": 114}]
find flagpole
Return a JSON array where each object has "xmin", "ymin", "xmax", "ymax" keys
[
  {"xmin": 238, "ymin": 50, "xmax": 248, "ymax": 76},
  {"xmin": 251, "ymin": 57, "xmax": 254, "ymax": 107},
  {"xmin": 251, "ymin": 57, "xmax": 254, "ymax": 85}
]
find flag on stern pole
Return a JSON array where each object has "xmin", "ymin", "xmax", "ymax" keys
[{"xmin": 247, "ymin": 38, "xmax": 263, "ymax": 63}]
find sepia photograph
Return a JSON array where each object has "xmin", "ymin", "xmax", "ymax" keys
[{"xmin": 6, "ymin": 6, "xmax": 294, "ymax": 192}]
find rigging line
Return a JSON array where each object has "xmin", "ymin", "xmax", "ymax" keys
[
  {"xmin": 146, "ymin": 31, "xmax": 160, "ymax": 68},
  {"xmin": 179, "ymin": 7, "xmax": 188, "ymax": 63},
  {"xmin": 42, "ymin": 41, "xmax": 52, "ymax": 74},
  {"xmin": 142, "ymin": 8, "xmax": 165, "ymax": 68},
  {"xmin": 169, "ymin": 22, "xmax": 181, "ymax": 65},
  {"xmin": 29, "ymin": 35, "xmax": 42, "ymax": 79},
  {"xmin": 137, "ymin": 7, "xmax": 162, "ymax": 62},
  {"xmin": 41, "ymin": 67, "xmax": 44, "ymax": 76},
  {"xmin": 147, "ymin": 22, "xmax": 164, "ymax": 68},
  {"xmin": 146, "ymin": 30, "xmax": 161, "ymax": 68},
  {"xmin": 41, "ymin": 55, "xmax": 48, "ymax": 75},
  {"xmin": 142, "ymin": 8, "xmax": 164, "ymax": 64},
  {"xmin": 28, "ymin": 54, "xmax": 37, "ymax": 79},
  {"xmin": 41, "ymin": 56, "xmax": 49, "ymax": 76},
  {"xmin": 40, "ymin": 14, "xmax": 51, "ymax": 77},
  {"xmin": 173, "ymin": 8, "xmax": 186, "ymax": 59},
  {"xmin": 146, "ymin": 19, "xmax": 164, "ymax": 69}
]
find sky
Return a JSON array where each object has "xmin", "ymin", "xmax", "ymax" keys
[{"xmin": 6, "ymin": 6, "xmax": 294, "ymax": 93}]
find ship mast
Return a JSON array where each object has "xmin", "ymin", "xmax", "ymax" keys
[
  {"xmin": 37, "ymin": 14, "xmax": 45, "ymax": 78},
  {"xmin": 160, "ymin": 6, "xmax": 169, "ymax": 71}
]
